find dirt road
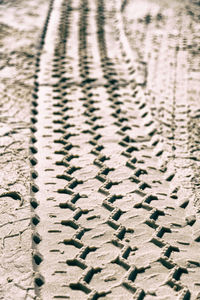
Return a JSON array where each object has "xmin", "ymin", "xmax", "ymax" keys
[{"xmin": 1, "ymin": 0, "xmax": 200, "ymax": 299}]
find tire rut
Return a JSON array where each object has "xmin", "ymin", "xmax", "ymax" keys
[{"xmin": 30, "ymin": 0, "xmax": 200, "ymax": 299}]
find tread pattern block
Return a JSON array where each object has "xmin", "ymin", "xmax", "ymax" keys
[{"xmin": 30, "ymin": 0, "xmax": 200, "ymax": 299}]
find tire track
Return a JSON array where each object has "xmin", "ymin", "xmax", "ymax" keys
[
  {"xmin": 30, "ymin": 0, "xmax": 75, "ymax": 298},
  {"xmin": 121, "ymin": 1, "xmax": 200, "ymax": 298},
  {"xmin": 30, "ymin": 0, "xmax": 200, "ymax": 299},
  {"xmin": 95, "ymin": 2, "xmax": 198, "ymax": 298}
]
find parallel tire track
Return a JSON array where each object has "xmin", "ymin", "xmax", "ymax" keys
[{"xmin": 30, "ymin": 0, "xmax": 200, "ymax": 299}]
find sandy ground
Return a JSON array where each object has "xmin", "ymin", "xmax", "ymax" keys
[{"xmin": 0, "ymin": 0, "xmax": 200, "ymax": 299}]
